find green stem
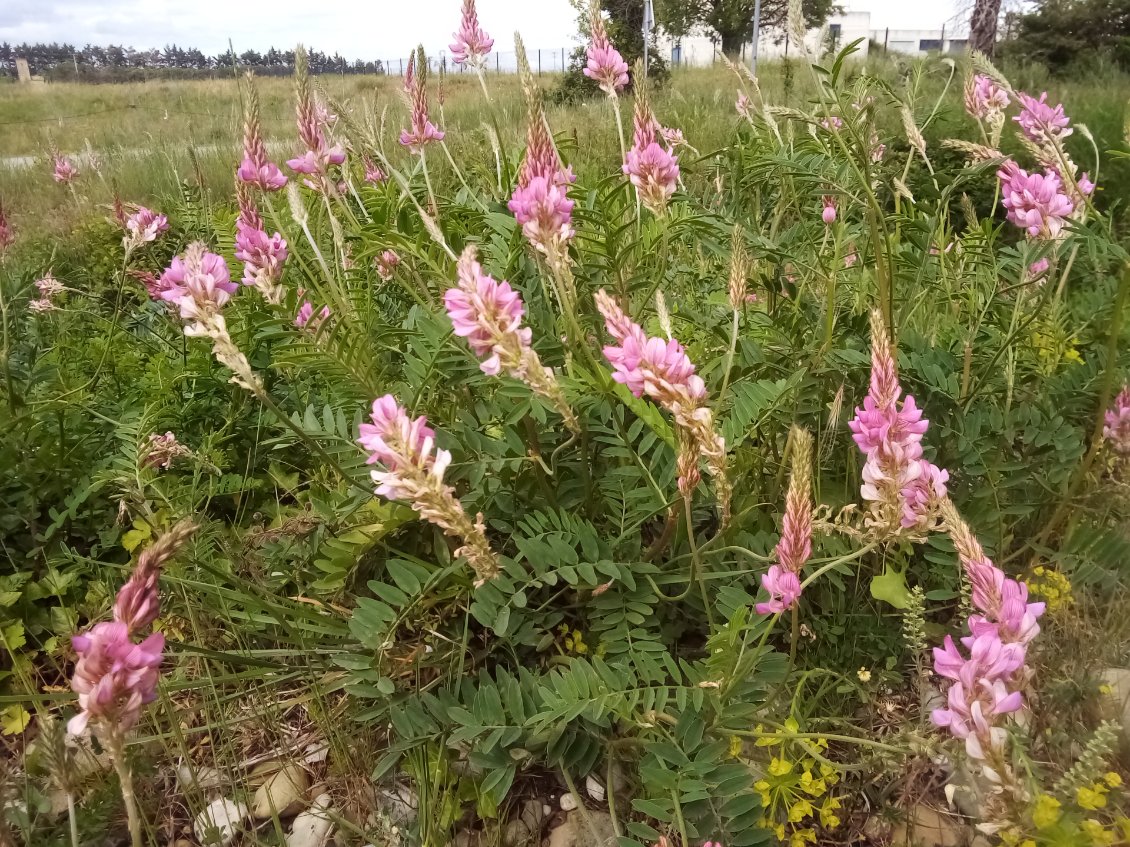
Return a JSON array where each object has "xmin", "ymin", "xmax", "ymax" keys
[
  {"xmin": 106, "ymin": 733, "xmax": 143, "ymax": 847},
  {"xmin": 685, "ymin": 494, "xmax": 715, "ymax": 629},
  {"xmin": 719, "ymin": 309, "xmax": 740, "ymax": 405}
]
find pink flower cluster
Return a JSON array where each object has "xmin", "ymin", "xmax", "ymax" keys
[
  {"xmin": 964, "ymin": 74, "xmax": 1010, "ymax": 121},
  {"xmin": 399, "ymin": 52, "xmax": 445, "ymax": 152},
  {"xmin": 1104, "ymin": 386, "xmax": 1130, "ymax": 456},
  {"xmin": 287, "ymin": 55, "xmax": 346, "ymax": 182},
  {"xmin": 238, "ymin": 77, "xmax": 288, "ymax": 191},
  {"xmin": 30, "ymin": 272, "xmax": 64, "ymax": 312},
  {"xmin": 848, "ymin": 310, "xmax": 948, "ymax": 535},
  {"xmin": 931, "ymin": 504, "xmax": 1044, "ymax": 760},
  {"xmin": 377, "ymin": 249, "xmax": 401, "ymax": 281},
  {"xmin": 736, "ymin": 92, "xmax": 752, "ymax": 119},
  {"xmin": 0, "ymin": 200, "xmax": 13, "ymax": 254},
  {"xmin": 445, "ymin": 250, "xmax": 531, "ymax": 376},
  {"xmin": 158, "ymin": 243, "xmax": 237, "ymax": 327},
  {"xmin": 358, "ymin": 395, "xmax": 499, "ymax": 583},
  {"xmin": 445, "ymin": 247, "xmax": 578, "ymax": 431},
  {"xmin": 295, "ymin": 300, "xmax": 330, "ymax": 330},
  {"xmin": 123, "ymin": 206, "xmax": 169, "ymax": 251},
  {"xmin": 508, "ymin": 103, "xmax": 575, "ymax": 261},
  {"xmin": 757, "ymin": 428, "xmax": 813, "ymax": 615},
  {"xmin": 623, "ymin": 102, "xmax": 679, "ymax": 215},
  {"xmin": 1014, "ymin": 91, "xmax": 1072, "ymax": 145},
  {"xmin": 449, "ymin": 0, "xmax": 494, "ymax": 69},
  {"xmin": 235, "ymin": 184, "xmax": 288, "ymax": 302},
  {"xmin": 998, "ymin": 161, "xmax": 1074, "ymax": 240},
  {"xmin": 821, "ymin": 196, "xmax": 837, "ymax": 225},
  {"xmin": 595, "ymin": 290, "xmax": 731, "ymax": 520},
  {"xmin": 69, "ymin": 521, "xmax": 195, "ymax": 738},
  {"xmin": 142, "ymin": 431, "xmax": 189, "ymax": 469},
  {"xmin": 583, "ymin": 1, "xmax": 629, "ymax": 96},
  {"xmin": 52, "ymin": 153, "xmax": 78, "ymax": 184},
  {"xmin": 363, "ymin": 155, "xmax": 387, "ymax": 186}
]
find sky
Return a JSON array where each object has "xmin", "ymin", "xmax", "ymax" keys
[{"xmin": 1, "ymin": 0, "xmax": 969, "ymax": 59}]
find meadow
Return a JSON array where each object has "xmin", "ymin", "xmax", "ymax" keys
[{"xmin": 3, "ymin": 18, "xmax": 1130, "ymax": 847}]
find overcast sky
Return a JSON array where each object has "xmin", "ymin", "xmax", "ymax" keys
[{"xmin": 1, "ymin": 0, "xmax": 967, "ymax": 58}]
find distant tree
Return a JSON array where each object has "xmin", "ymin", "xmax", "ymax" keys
[
  {"xmin": 654, "ymin": 0, "xmax": 837, "ymax": 56},
  {"xmin": 1001, "ymin": 0, "xmax": 1130, "ymax": 70}
]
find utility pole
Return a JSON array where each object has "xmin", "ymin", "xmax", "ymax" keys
[
  {"xmin": 642, "ymin": 0, "xmax": 654, "ymax": 76},
  {"xmin": 750, "ymin": 0, "xmax": 763, "ymax": 75}
]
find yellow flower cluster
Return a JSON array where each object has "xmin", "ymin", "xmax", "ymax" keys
[
  {"xmin": 1028, "ymin": 565, "xmax": 1073, "ymax": 612},
  {"xmin": 753, "ymin": 719, "xmax": 842, "ymax": 847},
  {"xmin": 557, "ymin": 624, "xmax": 588, "ymax": 655},
  {"xmin": 1077, "ymin": 772, "xmax": 1121, "ymax": 810},
  {"xmin": 1030, "ymin": 325, "xmax": 1084, "ymax": 373},
  {"xmin": 1022, "ymin": 774, "xmax": 1127, "ymax": 846}
]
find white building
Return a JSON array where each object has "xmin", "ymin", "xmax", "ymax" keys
[
  {"xmin": 869, "ymin": 29, "xmax": 968, "ymax": 57},
  {"xmin": 655, "ymin": 11, "xmax": 966, "ymax": 67}
]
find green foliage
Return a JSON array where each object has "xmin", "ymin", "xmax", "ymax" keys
[{"xmin": 1002, "ymin": 0, "xmax": 1130, "ymax": 75}]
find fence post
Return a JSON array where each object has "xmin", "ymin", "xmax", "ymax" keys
[
  {"xmin": 496, "ymin": 51, "xmax": 500, "ymax": 72},
  {"xmin": 561, "ymin": 47, "xmax": 565, "ymax": 71},
  {"xmin": 884, "ymin": 28, "xmax": 889, "ymax": 55},
  {"xmin": 538, "ymin": 49, "xmax": 541, "ymax": 75},
  {"xmin": 400, "ymin": 57, "xmax": 404, "ymax": 74}
]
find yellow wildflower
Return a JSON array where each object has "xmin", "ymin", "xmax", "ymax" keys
[
  {"xmin": 1077, "ymin": 784, "xmax": 1109, "ymax": 810},
  {"xmin": 1100, "ymin": 684, "xmax": 1114, "ymax": 696},
  {"xmin": 789, "ymin": 829, "xmax": 816, "ymax": 847},
  {"xmin": 729, "ymin": 735, "xmax": 743, "ymax": 759},
  {"xmin": 755, "ymin": 780, "xmax": 771, "ymax": 807},
  {"xmin": 769, "ymin": 756, "xmax": 793, "ymax": 777},
  {"xmin": 788, "ymin": 798, "xmax": 814, "ymax": 823},
  {"xmin": 1032, "ymin": 794, "xmax": 1062, "ymax": 829},
  {"xmin": 820, "ymin": 796, "xmax": 842, "ymax": 828},
  {"xmin": 1082, "ymin": 819, "xmax": 1115, "ymax": 846},
  {"xmin": 857, "ymin": 667, "xmax": 872, "ymax": 682},
  {"xmin": 772, "ymin": 822, "xmax": 786, "ymax": 841},
  {"xmin": 1104, "ymin": 771, "xmax": 1122, "ymax": 788}
]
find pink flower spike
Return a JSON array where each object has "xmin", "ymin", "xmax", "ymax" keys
[
  {"xmin": 0, "ymin": 201, "xmax": 14, "ymax": 254},
  {"xmin": 124, "ymin": 206, "xmax": 169, "ymax": 250},
  {"xmin": 294, "ymin": 300, "xmax": 330, "ymax": 330},
  {"xmin": 159, "ymin": 243, "xmax": 237, "ymax": 323},
  {"xmin": 736, "ymin": 92, "xmax": 752, "ymax": 119},
  {"xmin": 52, "ymin": 154, "xmax": 78, "ymax": 184},
  {"xmin": 238, "ymin": 156, "xmax": 288, "ymax": 191},
  {"xmin": 377, "ymin": 249, "xmax": 401, "ymax": 281},
  {"xmin": 449, "ymin": 0, "xmax": 494, "ymax": 69},
  {"xmin": 1104, "ymin": 386, "xmax": 1130, "ymax": 455},
  {"xmin": 1014, "ymin": 91, "xmax": 1072, "ymax": 144},
  {"xmin": 68, "ymin": 622, "xmax": 164, "ymax": 737},
  {"xmin": 583, "ymin": 3, "xmax": 629, "ymax": 96},
  {"xmin": 998, "ymin": 161, "xmax": 1074, "ymax": 239},
  {"xmin": 822, "ymin": 196, "xmax": 837, "ymax": 225},
  {"xmin": 964, "ymin": 74, "xmax": 1009, "ymax": 120},
  {"xmin": 444, "ymin": 250, "xmax": 530, "ymax": 375},
  {"xmin": 399, "ymin": 50, "xmax": 445, "ymax": 153},
  {"xmin": 756, "ymin": 565, "xmax": 802, "ymax": 614}
]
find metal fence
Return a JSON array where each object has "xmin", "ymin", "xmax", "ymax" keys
[{"xmin": 379, "ymin": 48, "xmax": 572, "ymax": 77}]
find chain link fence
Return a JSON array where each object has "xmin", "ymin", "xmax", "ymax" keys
[{"xmin": 379, "ymin": 48, "xmax": 573, "ymax": 78}]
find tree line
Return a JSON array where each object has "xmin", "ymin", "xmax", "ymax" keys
[{"xmin": 0, "ymin": 43, "xmax": 386, "ymax": 83}]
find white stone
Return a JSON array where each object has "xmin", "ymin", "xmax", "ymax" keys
[
  {"xmin": 193, "ymin": 798, "xmax": 248, "ymax": 846},
  {"xmin": 546, "ymin": 811, "xmax": 616, "ymax": 847},
  {"xmin": 286, "ymin": 794, "xmax": 335, "ymax": 847},
  {"xmin": 176, "ymin": 762, "xmax": 224, "ymax": 792},
  {"xmin": 252, "ymin": 763, "xmax": 310, "ymax": 819},
  {"xmin": 559, "ymin": 792, "xmax": 578, "ymax": 811},
  {"xmin": 584, "ymin": 776, "xmax": 605, "ymax": 803},
  {"xmin": 303, "ymin": 742, "xmax": 330, "ymax": 765}
]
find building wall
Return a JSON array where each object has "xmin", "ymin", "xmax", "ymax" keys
[
  {"xmin": 657, "ymin": 11, "xmax": 872, "ymax": 68},
  {"xmin": 868, "ymin": 29, "xmax": 969, "ymax": 57}
]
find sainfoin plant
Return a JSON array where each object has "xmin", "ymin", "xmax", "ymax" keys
[{"xmin": 6, "ymin": 26, "xmax": 1128, "ymax": 847}]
